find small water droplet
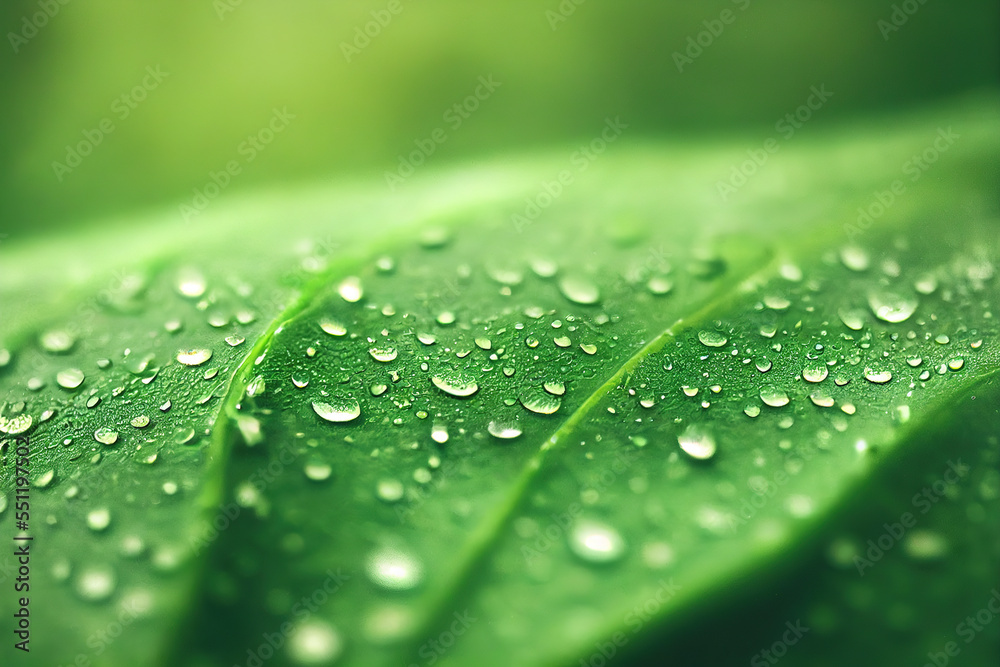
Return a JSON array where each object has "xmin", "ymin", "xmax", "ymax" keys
[
  {"xmin": 94, "ymin": 427, "xmax": 119, "ymax": 445},
  {"xmin": 948, "ymin": 358, "xmax": 965, "ymax": 371},
  {"xmin": 760, "ymin": 387, "xmax": 790, "ymax": 407},
  {"xmin": 436, "ymin": 311, "xmax": 456, "ymax": 326},
  {"xmin": 903, "ymin": 530, "xmax": 949, "ymax": 561},
  {"xmin": 75, "ymin": 565, "xmax": 117, "ymax": 602},
  {"xmin": 569, "ymin": 520, "xmax": 626, "ymax": 563},
  {"xmin": 369, "ymin": 383, "xmax": 388, "ymax": 396},
  {"xmin": 87, "ymin": 508, "xmax": 111, "ymax": 531},
  {"xmin": 914, "ymin": 274, "xmax": 938, "ymax": 295},
  {"xmin": 366, "ymin": 547, "xmax": 424, "ymax": 591},
  {"xmin": 177, "ymin": 349, "xmax": 212, "ymax": 366},
  {"xmin": 312, "ymin": 398, "xmax": 361, "ymax": 423},
  {"xmin": 809, "ymin": 391, "xmax": 835, "ymax": 408},
  {"xmin": 647, "ymin": 276, "xmax": 673, "ymax": 295},
  {"xmin": 558, "ymin": 274, "xmax": 600, "ymax": 305},
  {"xmin": 225, "ymin": 334, "xmax": 245, "ymax": 347},
  {"xmin": 543, "ymin": 381, "xmax": 566, "ymax": 396},
  {"xmin": 837, "ymin": 307, "xmax": 866, "ymax": 331},
  {"xmin": 304, "ymin": 459, "xmax": 332, "ymax": 482},
  {"xmin": 320, "ymin": 319, "xmax": 347, "ymax": 336},
  {"xmin": 417, "ymin": 333, "xmax": 436, "ymax": 345},
  {"xmin": 376, "ymin": 479, "xmax": 404, "ymax": 503},
  {"xmin": 287, "ymin": 619, "xmax": 344, "ymax": 665},
  {"xmin": 246, "ymin": 375, "xmax": 266, "ymax": 397},
  {"xmin": 519, "ymin": 390, "xmax": 561, "ymax": 415},
  {"xmin": 175, "ymin": 267, "xmax": 206, "ymax": 298},
  {"xmin": 763, "ymin": 295, "xmax": 791, "ymax": 311},
  {"xmin": 744, "ymin": 404, "xmax": 761, "ymax": 418},
  {"xmin": 677, "ymin": 424, "xmax": 717, "ymax": 460},
  {"xmin": 698, "ymin": 330, "xmax": 728, "ymax": 348}
]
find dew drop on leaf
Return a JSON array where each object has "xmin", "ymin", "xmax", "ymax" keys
[
  {"xmin": 558, "ymin": 274, "xmax": 600, "ymax": 305},
  {"xmin": 864, "ymin": 368, "xmax": 893, "ymax": 384},
  {"xmin": 337, "ymin": 276, "xmax": 363, "ymax": 303},
  {"xmin": 568, "ymin": 520, "xmax": 626, "ymax": 563},
  {"xmin": 175, "ymin": 267, "xmax": 206, "ymax": 298},
  {"xmin": 839, "ymin": 245, "xmax": 870, "ymax": 272},
  {"xmin": 868, "ymin": 290, "xmax": 918, "ymax": 323},
  {"xmin": 376, "ymin": 479, "xmax": 404, "ymax": 503},
  {"xmin": 177, "ymin": 349, "xmax": 213, "ymax": 366},
  {"xmin": 519, "ymin": 389, "xmax": 561, "ymax": 415},
  {"xmin": 369, "ymin": 347, "xmax": 397, "ymax": 362},
  {"xmin": 287, "ymin": 619, "xmax": 344, "ymax": 665},
  {"xmin": 760, "ymin": 387, "xmax": 790, "ymax": 407},
  {"xmin": 837, "ymin": 307, "xmax": 866, "ymax": 331},
  {"xmin": 365, "ymin": 547, "xmax": 424, "ymax": 591},
  {"xmin": 698, "ymin": 330, "xmax": 728, "ymax": 348},
  {"xmin": 487, "ymin": 419, "xmax": 522, "ymax": 439},
  {"xmin": 647, "ymin": 276, "xmax": 673, "ymax": 295},
  {"xmin": 74, "ymin": 565, "xmax": 117, "ymax": 602},
  {"xmin": 86, "ymin": 508, "xmax": 111, "ymax": 532},
  {"xmin": 320, "ymin": 319, "xmax": 347, "ymax": 336},
  {"xmin": 57, "ymin": 368, "xmax": 85, "ymax": 389},
  {"xmin": 40, "ymin": 329, "xmax": 75, "ymax": 353},
  {"xmin": 802, "ymin": 366, "xmax": 829, "ymax": 383},
  {"xmin": 312, "ymin": 398, "xmax": 361, "ymax": 423},
  {"xmin": 225, "ymin": 334, "xmax": 245, "ymax": 347},
  {"xmin": 431, "ymin": 372, "xmax": 479, "ymax": 397},
  {"xmin": 677, "ymin": 424, "xmax": 717, "ymax": 460},
  {"xmin": 304, "ymin": 459, "xmax": 332, "ymax": 482},
  {"xmin": 94, "ymin": 427, "xmax": 118, "ymax": 445}
]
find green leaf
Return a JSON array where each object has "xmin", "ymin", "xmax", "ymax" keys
[{"xmin": 1, "ymin": 97, "xmax": 997, "ymax": 667}]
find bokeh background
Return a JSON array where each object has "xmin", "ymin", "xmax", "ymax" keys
[{"xmin": 0, "ymin": 0, "xmax": 997, "ymax": 238}]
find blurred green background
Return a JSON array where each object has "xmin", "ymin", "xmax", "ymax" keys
[{"xmin": 0, "ymin": 0, "xmax": 997, "ymax": 237}]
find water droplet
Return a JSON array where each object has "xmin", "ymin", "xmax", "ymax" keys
[
  {"xmin": 698, "ymin": 330, "xmax": 728, "ymax": 348},
  {"xmin": 375, "ymin": 255, "xmax": 395, "ymax": 272},
  {"xmin": 763, "ymin": 295, "xmax": 791, "ymax": 311},
  {"xmin": 553, "ymin": 336, "xmax": 571, "ymax": 348},
  {"xmin": 177, "ymin": 349, "xmax": 212, "ymax": 366},
  {"xmin": 366, "ymin": 547, "xmax": 424, "ymax": 591},
  {"xmin": 246, "ymin": 375, "xmax": 266, "ymax": 397},
  {"xmin": 841, "ymin": 403, "xmax": 857, "ymax": 415},
  {"xmin": 369, "ymin": 347, "xmax": 397, "ymax": 362},
  {"xmin": 176, "ymin": 267, "xmax": 206, "ymax": 298},
  {"xmin": 744, "ymin": 404, "xmax": 761, "ymax": 418},
  {"xmin": 948, "ymin": 358, "xmax": 965, "ymax": 371},
  {"xmin": 312, "ymin": 398, "xmax": 361, "ymax": 423},
  {"xmin": 488, "ymin": 419, "xmax": 522, "ymax": 439},
  {"xmin": 760, "ymin": 387, "xmax": 790, "ymax": 407},
  {"xmin": 0, "ymin": 413, "xmax": 32, "ymax": 435},
  {"xmin": 376, "ymin": 479, "xmax": 404, "ymax": 503},
  {"xmin": 543, "ymin": 381, "xmax": 566, "ymax": 396},
  {"xmin": 677, "ymin": 424, "xmax": 717, "ymax": 460},
  {"xmin": 780, "ymin": 263, "xmax": 803, "ymax": 282},
  {"xmin": 94, "ymin": 427, "xmax": 119, "ymax": 445},
  {"xmin": 369, "ymin": 383, "xmax": 387, "ymax": 396},
  {"xmin": 338, "ymin": 277, "xmax": 363, "ymax": 303},
  {"xmin": 569, "ymin": 520, "xmax": 626, "ymax": 563},
  {"xmin": 903, "ymin": 530, "xmax": 949, "ymax": 561},
  {"xmin": 57, "ymin": 368, "xmax": 85, "ymax": 389},
  {"xmin": 437, "ymin": 311, "xmax": 456, "ymax": 326},
  {"xmin": 417, "ymin": 333, "xmax": 436, "ymax": 345},
  {"xmin": 287, "ymin": 619, "xmax": 343, "ymax": 665},
  {"xmin": 35, "ymin": 469, "xmax": 55, "ymax": 488},
  {"xmin": 558, "ymin": 274, "xmax": 600, "ymax": 305},
  {"xmin": 802, "ymin": 366, "xmax": 828, "ymax": 383},
  {"xmin": 40, "ymin": 329, "xmax": 75, "ymax": 353},
  {"xmin": 519, "ymin": 390, "xmax": 561, "ymax": 415},
  {"xmin": 431, "ymin": 372, "xmax": 479, "ymax": 397},
  {"xmin": 304, "ymin": 459, "xmax": 332, "ymax": 482},
  {"xmin": 225, "ymin": 334, "xmax": 245, "ymax": 347},
  {"xmin": 87, "ymin": 508, "xmax": 111, "ymax": 532},
  {"xmin": 864, "ymin": 368, "xmax": 892, "ymax": 384},
  {"xmin": 755, "ymin": 359, "xmax": 772, "ymax": 373},
  {"xmin": 75, "ymin": 565, "xmax": 117, "ymax": 602},
  {"xmin": 293, "ymin": 375, "xmax": 310, "ymax": 389},
  {"xmin": 809, "ymin": 391, "xmax": 835, "ymax": 408},
  {"xmin": 320, "ymin": 319, "xmax": 347, "ymax": 336},
  {"xmin": 837, "ymin": 307, "xmax": 866, "ymax": 331},
  {"xmin": 839, "ymin": 246, "xmax": 870, "ymax": 272},
  {"xmin": 647, "ymin": 276, "xmax": 673, "ymax": 295},
  {"xmin": 868, "ymin": 290, "xmax": 918, "ymax": 323}
]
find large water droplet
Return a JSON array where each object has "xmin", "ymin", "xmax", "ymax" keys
[
  {"xmin": 365, "ymin": 547, "xmax": 424, "ymax": 591},
  {"xmin": 369, "ymin": 347, "xmax": 397, "ymax": 362},
  {"xmin": 431, "ymin": 372, "xmax": 479, "ymax": 397},
  {"xmin": 837, "ymin": 307, "xmax": 866, "ymax": 331},
  {"xmin": 569, "ymin": 520, "xmax": 626, "ymax": 563},
  {"xmin": 802, "ymin": 366, "xmax": 828, "ymax": 383},
  {"xmin": 320, "ymin": 319, "xmax": 347, "ymax": 336},
  {"xmin": 864, "ymin": 368, "xmax": 893, "ymax": 384},
  {"xmin": 337, "ymin": 277, "xmax": 364, "ymax": 303},
  {"xmin": 488, "ymin": 419, "xmax": 522, "ymax": 439},
  {"xmin": 519, "ymin": 389, "xmax": 561, "ymax": 415},
  {"xmin": 868, "ymin": 290, "xmax": 918, "ymax": 323},
  {"xmin": 312, "ymin": 398, "xmax": 361, "ymax": 423},
  {"xmin": 40, "ymin": 329, "xmax": 75, "ymax": 353},
  {"xmin": 760, "ymin": 387, "xmax": 790, "ymax": 407},
  {"xmin": 677, "ymin": 424, "xmax": 717, "ymax": 460},
  {"xmin": 698, "ymin": 330, "xmax": 728, "ymax": 348},
  {"xmin": 177, "ymin": 349, "xmax": 212, "ymax": 366},
  {"xmin": 57, "ymin": 368, "xmax": 85, "ymax": 389},
  {"xmin": 94, "ymin": 427, "xmax": 119, "ymax": 445},
  {"xmin": 558, "ymin": 275, "xmax": 600, "ymax": 305}
]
